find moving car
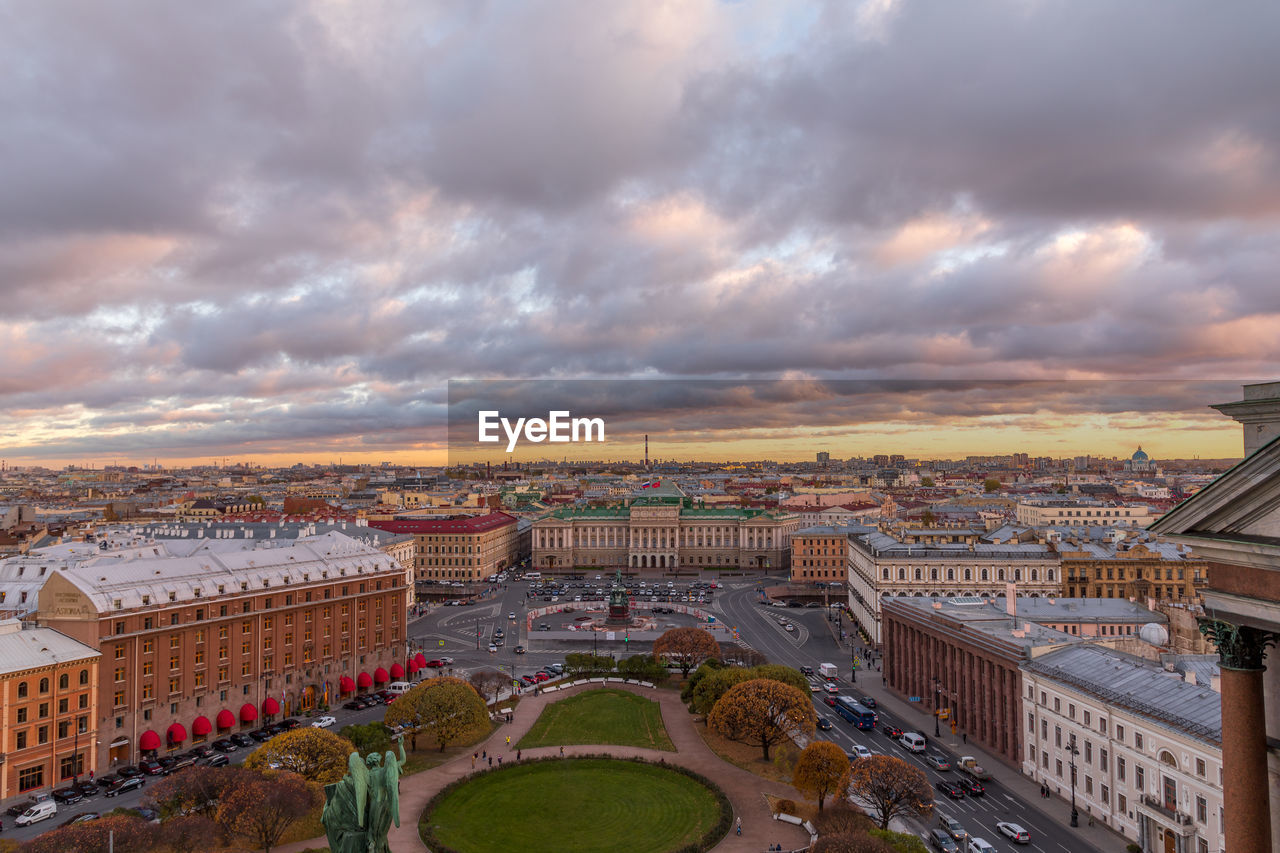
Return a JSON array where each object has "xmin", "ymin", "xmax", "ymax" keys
[
  {"xmin": 935, "ymin": 780, "xmax": 965, "ymax": 799},
  {"xmin": 938, "ymin": 816, "xmax": 968, "ymax": 842},
  {"xmin": 103, "ymin": 776, "xmax": 145, "ymax": 798},
  {"xmin": 514, "ymin": 645, "xmax": 526, "ymax": 654},
  {"xmin": 995, "ymin": 822, "xmax": 1030, "ymax": 844},
  {"xmin": 823, "ymin": 682, "xmax": 840, "ymax": 694},
  {"xmin": 425, "ymin": 659, "xmax": 446, "ymax": 668},
  {"xmin": 880, "ymin": 723, "xmax": 903, "ymax": 739},
  {"xmin": 927, "ymin": 829, "xmax": 960, "ymax": 852},
  {"xmin": 925, "ymin": 753, "xmax": 952, "ymax": 771},
  {"xmin": 858, "ymin": 696, "xmax": 877, "ymax": 709},
  {"xmin": 849, "ymin": 745, "xmax": 873, "ymax": 760},
  {"xmin": 816, "ymin": 718, "xmax": 833, "ymax": 731},
  {"xmin": 799, "ymin": 665, "xmax": 814, "ymax": 676},
  {"xmin": 966, "ymin": 840, "xmax": 996, "ymax": 853},
  {"xmin": 956, "ymin": 777, "xmax": 985, "ymax": 796},
  {"xmin": 487, "ymin": 643, "xmax": 498, "ymax": 653},
  {"xmin": 312, "ymin": 715, "xmax": 338, "ymax": 728},
  {"xmin": 508, "ymin": 612, "xmax": 516, "ymax": 620}
]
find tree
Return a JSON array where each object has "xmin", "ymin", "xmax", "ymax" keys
[
  {"xmin": 146, "ymin": 765, "xmax": 249, "ymax": 819},
  {"xmin": 617, "ymin": 653, "xmax": 668, "ymax": 682},
  {"xmin": 158, "ymin": 814, "xmax": 221, "ymax": 853},
  {"xmin": 216, "ymin": 770, "xmax": 320, "ymax": 853},
  {"xmin": 845, "ymin": 755, "xmax": 933, "ymax": 830},
  {"xmin": 384, "ymin": 676, "xmax": 489, "ymax": 752},
  {"xmin": 812, "ymin": 804, "xmax": 875, "ymax": 837},
  {"xmin": 811, "ymin": 833, "xmax": 897, "ymax": 853},
  {"xmin": 653, "ymin": 627, "xmax": 720, "ymax": 677},
  {"xmin": 707, "ymin": 678, "xmax": 816, "ymax": 760},
  {"xmin": 690, "ymin": 667, "xmax": 754, "ymax": 716},
  {"xmin": 21, "ymin": 815, "xmax": 157, "ymax": 853},
  {"xmin": 736, "ymin": 648, "xmax": 770, "ymax": 667},
  {"xmin": 920, "ymin": 477, "xmax": 934, "ymax": 488},
  {"xmin": 341, "ymin": 721, "xmax": 393, "ymax": 757},
  {"xmin": 920, "ymin": 509, "xmax": 936, "ymax": 526},
  {"xmin": 244, "ymin": 727, "xmax": 355, "ymax": 783},
  {"xmin": 469, "ymin": 669, "xmax": 510, "ymax": 705},
  {"xmin": 792, "ymin": 741, "xmax": 851, "ymax": 811},
  {"xmin": 564, "ymin": 652, "xmax": 614, "ymax": 676},
  {"xmin": 749, "ymin": 664, "xmax": 810, "ymax": 695},
  {"xmin": 983, "ymin": 478, "xmax": 1001, "ymax": 492}
]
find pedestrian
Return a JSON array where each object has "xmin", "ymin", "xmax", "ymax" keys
[
  {"xmin": 89, "ymin": 770, "xmax": 94, "ymax": 781},
  {"xmin": 471, "ymin": 755, "xmax": 476, "ymax": 768},
  {"xmin": 482, "ymin": 749, "xmax": 487, "ymax": 759},
  {"xmin": 1088, "ymin": 815, "xmax": 1094, "ymax": 827},
  {"xmin": 498, "ymin": 755, "xmax": 503, "ymax": 765},
  {"xmin": 517, "ymin": 750, "xmax": 522, "ymax": 761},
  {"xmin": 559, "ymin": 745, "xmax": 565, "ymax": 757},
  {"xmin": 962, "ymin": 732, "xmax": 967, "ymax": 744},
  {"xmin": 735, "ymin": 816, "xmax": 742, "ymax": 836},
  {"xmin": 506, "ymin": 736, "xmax": 511, "ymax": 746},
  {"xmin": 488, "ymin": 757, "xmax": 492, "ymax": 767}
]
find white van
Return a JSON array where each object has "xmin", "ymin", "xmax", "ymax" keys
[
  {"xmin": 386, "ymin": 681, "xmax": 412, "ymax": 696},
  {"xmin": 525, "ymin": 571, "xmax": 541, "ymax": 581},
  {"xmin": 899, "ymin": 732, "xmax": 927, "ymax": 753},
  {"xmin": 15, "ymin": 800, "xmax": 57, "ymax": 826}
]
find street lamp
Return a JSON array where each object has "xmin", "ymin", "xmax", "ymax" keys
[
  {"xmin": 932, "ymin": 676, "xmax": 941, "ymax": 737},
  {"xmin": 1067, "ymin": 733, "xmax": 1081, "ymax": 827}
]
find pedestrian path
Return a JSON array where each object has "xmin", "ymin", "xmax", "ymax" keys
[{"xmin": 277, "ymin": 682, "xmax": 811, "ymax": 853}]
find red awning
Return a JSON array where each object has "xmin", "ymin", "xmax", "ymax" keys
[
  {"xmin": 192, "ymin": 716, "xmax": 212, "ymax": 736},
  {"xmin": 240, "ymin": 703, "xmax": 258, "ymax": 723},
  {"xmin": 357, "ymin": 671, "xmax": 373, "ymax": 688},
  {"xmin": 216, "ymin": 710, "xmax": 236, "ymax": 729},
  {"xmin": 414, "ymin": 653, "xmax": 427, "ymax": 667},
  {"xmin": 262, "ymin": 697, "xmax": 280, "ymax": 715},
  {"xmin": 390, "ymin": 663, "xmax": 405, "ymax": 678},
  {"xmin": 339, "ymin": 676, "xmax": 356, "ymax": 693},
  {"xmin": 139, "ymin": 730, "xmax": 161, "ymax": 751},
  {"xmin": 167, "ymin": 723, "xmax": 187, "ymax": 743},
  {"xmin": 374, "ymin": 667, "xmax": 389, "ymax": 683},
  {"xmin": 407, "ymin": 659, "xmax": 419, "ymax": 673}
]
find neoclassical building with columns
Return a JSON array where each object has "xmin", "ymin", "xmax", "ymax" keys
[{"xmin": 532, "ymin": 490, "xmax": 801, "ymax": 572}]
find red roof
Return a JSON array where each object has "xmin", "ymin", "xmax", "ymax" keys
[{"xmin": 368, "ymin": 512, "xmax": 517, "ymax": 535}]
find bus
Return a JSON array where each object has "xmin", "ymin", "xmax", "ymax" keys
[{"xmin": 833, "ymin": 697, "xmax": 878, "ymax": 730}]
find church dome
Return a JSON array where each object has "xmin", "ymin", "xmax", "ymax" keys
[{"xmin": 1131, "ymin": 446, "xmax": 1149, "ymax": 462}]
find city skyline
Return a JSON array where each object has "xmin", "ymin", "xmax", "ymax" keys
[{"xmin": 4, "ymin": 3, "xmax": 1279, "ymax": 469}]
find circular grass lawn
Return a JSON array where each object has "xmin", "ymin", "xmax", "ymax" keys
[{"xmin": 422, "ymin": 758, "xmax": 727, "ymax": 853}]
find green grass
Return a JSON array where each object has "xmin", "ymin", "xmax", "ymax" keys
[
  {"xmin": 425, "ymin": 758, "xmax": 721, "ymax": 853},
  {"xmin": 517, "ymin": 688, "xmax": 675, "ymax": 751}
]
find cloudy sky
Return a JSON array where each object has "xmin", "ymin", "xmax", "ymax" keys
[{"xmin": 3, "ymin": 0, "xmax": 1277, "ymax": 467}]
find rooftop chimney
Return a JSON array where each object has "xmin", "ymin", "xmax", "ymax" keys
[{"xmin": 1005, "ymin": 582, "xmax": 1017, "ymax": 616}]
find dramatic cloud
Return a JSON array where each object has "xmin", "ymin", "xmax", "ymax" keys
[{"xmin": 1, "ymin": 0, "xmax": 1276, "ymax": 464}]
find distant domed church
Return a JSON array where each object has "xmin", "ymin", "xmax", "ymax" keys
[{"xmin": 1126, "ymin": 446, "xmax": 1154, "ymax": 473}]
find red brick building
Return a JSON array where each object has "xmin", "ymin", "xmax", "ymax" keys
[{"xmin": 369, "ymin": 512, "xmax": 527, "ymax": 582}]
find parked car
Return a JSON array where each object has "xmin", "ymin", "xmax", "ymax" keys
[
  {"xmin": 278, "ymin": 718, "xmax": 301, "ymax": 730},
  {"xmin": 425, "ymin": 659, "xmax": 446, "ymax": 668},
  {"xmin": 211, "ymin": 738, "xmax": 238, "ymax": 753},
  {"xmin": 249, "ymin": 727, "xmax": 275, "ymax": 742},
  {"xmin": 14, "ymin": 801, "xmax": 57, "ymax": 825},
  {"xmin": 139, "ymin": 759, "xmax": 164, "ymax": 775},
  {"xmin": 51, "ymin": 787, "xmax": 84, "ymax": 805},
  {"xmin": 230, "ymin": 733, "xmax": 254, "ymax": 748},
  {"xmin": 116, "ymin": 764, "xmax": 145, "ymax": 779},
  {"xmin": 203, "ymin": 754, "xmax": 230, "ymax": 768},
  {"xmin": 928, "ymin": 828, "xmax": 960, "ymax": 852},
  {"xmin": 162, "ymin": 755, "xmax": 197, "ymax": 776},
  {"xmin": 6, "ymin": 797, "xmax": 42, "ymax": 818},
  {"xmin": 926, "ymin": 753, "xmax": 952, "ymax": 771},
  {"xmin": 312, "ymin": 715, "xmax": 338, "ymax": 728},
  {"xmin": 103, "ymin": 776, "xmax": 145, "ymax": 798},
  {"xmin": 521, "ymin": 675, "xmax": 536, "ymax": 685},
  {"xmin": 956, "ymin": 777, "xmax": 985, "ymax": 796},
  {"xmin": 537, "ymin": 623, "xmax": 551, "ymax": 631},
  {"xmin": 935, "ymin": 780, "xmax": 965, "ymax": 799},
  {"xmin": 155, "ymin": 755, "xmax": 177, "ymax": 770},
  {"xmin": 995, "ymin": 822, "xmax": 1030, "ymax": 844},
  {"xmin": 96, "ymin": 774, "xmax": 121, "ymax": 789},
  {"xmin": 190, "ymin": 744, "xmax": 215, "ymax": 759},
  {"xmin": 343, "ymin": 699, "xmax": 367, "ymax": 711}
]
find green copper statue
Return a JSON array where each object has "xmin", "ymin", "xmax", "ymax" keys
[{"xmin": 322, "ymin": 740, "xmax": 407, "ymax": 853}]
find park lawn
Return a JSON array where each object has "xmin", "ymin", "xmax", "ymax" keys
[
  {"xmin": 517, "ymin": 688, "xmax": 675, "ymax": 751},
  {"xmin": 426, "ymin": 759, "xmax": 720, "ymax": 853}
]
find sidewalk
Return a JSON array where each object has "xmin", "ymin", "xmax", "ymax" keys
[
  {"xmin": 852, "ymin": 665, "xmax": 1129, "ymax": 851},
  {"xmin": 278, "ymin": 681, "xmax": 811, "ymax": 853}
]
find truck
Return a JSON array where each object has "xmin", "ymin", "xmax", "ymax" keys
[
  {"xmin": 957, "ymin": 756, "xmax": 992, "ymax": 780},
  {"xmin": 819, "ymin": 662, "xmax": 839, "ymax": 681}
]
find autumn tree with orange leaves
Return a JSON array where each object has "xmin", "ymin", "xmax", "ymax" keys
[
  {"xmin": 708, "ymin": 677, "xmax": 816, "ymax": 760},
  {"xmin": 845, "ymin": 754, "xmax": 933, "ymax": 829},
  {"xmin": 653, "ymin": 627, "xmax": 720, "ymax": 677},
  {"xmin": 792, "ymin": 741, "xmax": 851, "ymax": 811},
  {"xmin": 384, "ymin": 675, "xmax": 489, "ymax": 751}
]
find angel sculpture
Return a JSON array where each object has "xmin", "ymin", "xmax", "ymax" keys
[{"xmin": 322, "ymin": 739, "xmax": 407, "ymax": 853}]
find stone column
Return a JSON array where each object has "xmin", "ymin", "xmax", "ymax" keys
[{"xmin": 1200, "ymin": 619, "xmax": 1279, "ymax": 853}]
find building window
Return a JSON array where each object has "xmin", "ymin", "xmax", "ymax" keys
[
  {"xmin": 1134, "ymin": 732, "xmax": 1143, "ymax": 751},
  {"xmin": 1196, "ymin": 795, "xmax": 1207, "ymax": 823},
  {"xmin": 15, "ymin": 730, "xmax": 27, "ymax": 749},
  {"xmin": 1055, "ymin": 759, "xmax": 1062, "ymax": 778},
  {"xmin": 18, "ymin": 766, "xmax": 43, "ymax": 791},
  {"xmin": 1100, "ymin": 784, "xmax": 1109, "ymax": 806},
  {"xmin": 1117, "ymin": 757, "xmax": 1125, "ymax": 782},
  {"xmin": 1135, "ymin": 765, "xmax": 1145, "ymax": 791},
  {"xmin": 1196, "ymin": 757, "xmax": 1206, "ymax": 777}
]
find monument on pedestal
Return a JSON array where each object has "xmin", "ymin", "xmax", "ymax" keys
[{"xmin": 606, "ymin": 568, "xmax": 632, "ymax": 626}]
